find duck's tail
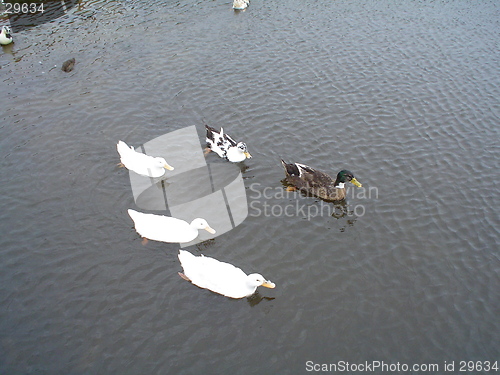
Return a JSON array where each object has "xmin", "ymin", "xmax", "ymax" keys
[
  {"xmin": 280, "ymin": 159, "xmax": 300, "ymax": 176},
  {"xmin": 205, "ymin": 124, "xmax": 220, "ymax": 138},
  {"xmin": 280, "ymin": 158, "xmax": 291, "ymax": 172},
  {"xmin": 117, "ymin": 140, "xmax": 133, "ymax": 156},
  {"xmin": 178, "ymin": 249, "xmax": 196, "ymax": 268},
  {"xmin": 127, "ymin": 208, "xmax": 142, "ymax": 223}
]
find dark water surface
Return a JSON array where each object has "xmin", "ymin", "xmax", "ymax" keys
[{"xmin": 1, "ymin": 0, "xmax": 499, "ymax": 374}]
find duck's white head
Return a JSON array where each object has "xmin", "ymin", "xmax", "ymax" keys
[
  {"xmin": 247, "ymin": 273, "xmax": 275, "ymax": 289},
  {"xmin": 154, "ymin": 157, "xmax": 174, "ymax": 171},
  {"xmin": 0, "ymin": 26, "xmax": 13, "ymax": 45},
  {"xmin": 236, "ymin": 142, "xmax": 252, "ymax": 159},
  {"xmin": 190, "ymin": 218, "xmax": 216, "ymax": 234}
]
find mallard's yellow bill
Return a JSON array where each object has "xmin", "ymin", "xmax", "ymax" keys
[
  {"xmin": 262, "ymin": 281, "xmax": 276, "ymax": 289},
  {"xmin": 350, "ymin": 178, "xmax": 362, "ymax": 187},
  {"xmin": 164, "ymin": 163, "xmax": 174, "ymax": 171},
  {"xmin": 205, "ymin": 226, "xmax": 216, "ymax": 234},
  {"xmin": 244, "ymin": 152, "xmax": 252, "ymax": 159}
]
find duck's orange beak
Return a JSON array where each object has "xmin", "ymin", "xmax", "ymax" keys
[
  {"xmin": 204, "ymin": 226, "xmax": 216, "ymax": 234},
  {"xmin": 261, "ymin": 281, "xmax": 275, "ymax": 289}
]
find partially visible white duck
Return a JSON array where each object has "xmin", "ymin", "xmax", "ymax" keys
[
  {"xmin": 128, "ymin": 209, "xmax": 215, "ymax": 243},
  {"xmin": 117, "ymin": 140, "xmax": 174, "ymax": 178},
  {"xmin": 178, "ymin": 250, "xmax": 275, "ymax": 298},
  {"xmin": 233, "ymin": 0, "xmax": 249, "ymax": 10},
  {"xmin": 0, "ymin": 26, "xmax": 13, "ymax": 46},
  {"xmin": 205, "ymin": 125, "xmax": 252, "ymax": 162}
]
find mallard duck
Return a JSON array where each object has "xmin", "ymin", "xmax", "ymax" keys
[
  {"xmin": 117, "ymin": 140, "xmax": 174, "ymax": 178},
  {"xmin": 233, "ymin": 0, "xmax": 249, "ymax": 10},
  {"xmin": 178, "ymin": 250, "xmax": 275, "ymax": 298},
  {"xmin": 61, "ymin": 58, "xmax": 76, "ymax": 72},
  {"xmin": 0, "ymin": 26, "xmax": 13, "ymax": 46},
  {"xmin": 281, "ymin": 159, "xmax": 362, "ymax": 201},
  {"xmin": 128, "ymin": 209, "xmax": 215, "ymax": 243},
  {"xmin": 205, "ymin": 125, "xmax": 252, "ymax": 162}
]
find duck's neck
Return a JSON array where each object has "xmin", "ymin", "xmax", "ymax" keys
[{"xmin": 333, "ymin": 177, "xmax": 345, "ymax": 189}]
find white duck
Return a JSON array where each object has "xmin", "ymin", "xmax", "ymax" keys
[
  {"xmin": 128, "ymin": 209, "xmax": 215, "ymax": 243},
  {"xmin": 117, "ymin": 140, "xmax": 174, "ymax": 178},
  {"xmin": 0, "ymin": 26, "xmax": 13, "ymax": 46},
  {"xmin": 233, "ymin": 0, "xmax": 249, "ymax": 10},
  {"xmin": 205, "ymin": 125, "xmax": 252, "ymax": 162},
  {"xmin": 178, "ymin": 250, "xmax": 275, "ymax": 299}
]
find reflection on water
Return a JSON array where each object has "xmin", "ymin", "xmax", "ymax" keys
[
  {"xmin": 0, "ymin": 0, "xmax": 499, "ymax": 373},
  {"xmin": 246, "ymin": 291, "xmax": 275, "ymax": 307},
  {"xmin": 244, "ymin": 179, "xmax": 365, "ymax": 228}
]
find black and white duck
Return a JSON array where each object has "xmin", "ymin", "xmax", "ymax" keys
[
  {"xmin": 0, "ymin": 26, "xmax": 13, "ymax": 46},
  {"xmin": 205, "ymin": 125, "xmax": 252, "ymax": 163}
]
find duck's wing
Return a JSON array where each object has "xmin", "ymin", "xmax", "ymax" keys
[
  {"xmin": 206, "ymin": 127, "xmax": 228, "ymax": 158},
  {"xmin": 222, "ymin": 131, "xmax": 238, "ymax": 148},
  {"xmin": 295, "ymin": 163, "xmax": 335, "ymax": 186},
  {"xmin": 281, "ymin": 160, "xmax": 320, "ymax": 178},
  {"xmin": 129, "ymin": 209, "xmax": 171, "ymax": 235},
  {"xmin": 205, "ymin": 125, "xmax": 220, "ymax": 143},
  {"xmin": 282, "ymin": 161, "xmax": 334, "ymax": 189}
]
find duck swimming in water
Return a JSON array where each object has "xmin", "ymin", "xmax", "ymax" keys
[
  {"xmin": 117, "ymin": 140, "xmax": 174, "ymax": 178},
  {"xmin": 128, "ymin": 209, "xmax": 215, "ymax": 244},
  {"xmin": 178, "ymin": 250, "xmax": 275, "ymax": 299},
  {"xmin": 205, "ymin": 125, "xmax": 252, "ymax": 163},
  {"xmin": 0, "ymin": 26, "xmax": 13, "ymax": 46},
  {"xmin": 281, "ymin": 159, "xmax": 362, "ymax": 201}
]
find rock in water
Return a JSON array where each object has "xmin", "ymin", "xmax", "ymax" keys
[{"xmin": 62, "ymin": 58, "xmax": 76, "ymax": 72}]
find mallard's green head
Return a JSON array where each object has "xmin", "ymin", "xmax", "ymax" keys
[{"xmin": 336, "ymin": 170, "xmax": 362, "ymax": 187}]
